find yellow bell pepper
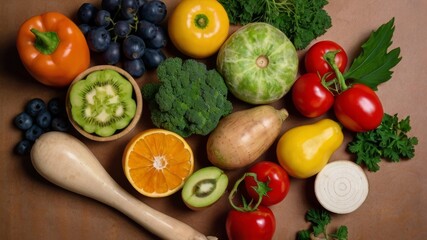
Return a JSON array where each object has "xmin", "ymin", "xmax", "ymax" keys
[
  {"xmin": 276, "ymin": 119, "xmax": 344, "ymax": 179},
  {"xmin": 168, "ymin": 0, "xmax": 229, "ymax": 59}
]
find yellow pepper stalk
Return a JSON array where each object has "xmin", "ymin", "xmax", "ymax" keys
[
  {"xmin": 168, "ymin": 0, "xmax": 229, "ymax": 59},
  {"xmin": 276, "ymin": 119, "xmax": 344, "ymax": 179}
]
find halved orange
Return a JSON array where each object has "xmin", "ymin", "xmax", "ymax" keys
[{"xmin": 122, "ymin": 128, "xmax": 194, "ymax": 197}]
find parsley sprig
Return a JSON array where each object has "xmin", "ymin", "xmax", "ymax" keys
[
  {"xmin": 297, "ymin": 209, "xmax": 348, "ymax": 240},
  {"xmin": 348, "ymin": 113, "xmax": 418, "ymax": 172}
]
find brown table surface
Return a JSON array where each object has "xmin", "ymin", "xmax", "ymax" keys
[{"xmin": 1, "ymin": 0, "xmax": 426, "ymax": 239}]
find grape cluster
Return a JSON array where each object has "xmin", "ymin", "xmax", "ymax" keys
[
  {"xmin": 13, "ymin": 98, "xmax": 71, "ymax": 155},
  {"xmin": 76, "ymin": 0, "xmax": 168, "ymax": 77}
]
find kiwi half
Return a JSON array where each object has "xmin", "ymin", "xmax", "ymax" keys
[
  {"xmin": 69, "ymin": 69, "xmax": 137, "ymax": 137},
  {"xmin": 181, "ymin": 166, "xmax": 228, "ymax": 210}
]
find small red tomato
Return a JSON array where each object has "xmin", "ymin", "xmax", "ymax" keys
[
  {"xmin": 305, "ymin": 40, "xmax": 348, "ymax": 80},
  {"xmin": 292, "ymin": 73, "xmax": 335, "ymax": 118},
  {"xmin": 244, "ymin": 161, "xmax": 290, "ymax": 206},
  {"xmin": 334, "ymin": 84, "xmax": 384, "ymax": 132},
  {"xmin": 226, "ymin": 206, "xmax": 276, "ymax": 240}
]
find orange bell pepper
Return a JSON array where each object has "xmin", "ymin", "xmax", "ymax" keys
[{"xmin": 16, "ymin": 12, "xmax": 90, "ymax": 87}]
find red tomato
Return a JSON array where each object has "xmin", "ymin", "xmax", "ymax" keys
[
  {"xmin": 244, "ymin": 161, "xmax": 290, "ymax": 206},
  {"xmin": 334, "ymin": 84, "xmax": 384, "ymax": 132},
  {"xmin": 305, "ymin": 40, "xmax": 348, "ymax": 80},
  {"xmin": 291, "ymin": 73, "xmax": 335, "ymax": 118},
  {"xmin": 226, "ymin": 206, "xmax": 276, "ymax": 240}
]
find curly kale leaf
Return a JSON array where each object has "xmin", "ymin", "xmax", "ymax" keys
[{"xmin": 219, "ymin": 0, "xmax": 332, "ymax": 50}]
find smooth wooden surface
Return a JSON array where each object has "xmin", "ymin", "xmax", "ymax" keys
[{"xmin": 1, "ymin": 0, "xmax": 426, "ymax": 239}]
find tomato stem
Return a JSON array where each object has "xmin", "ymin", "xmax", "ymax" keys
[
  {"xmin": 324, "ymin": 50, "xmax": 348, "ymax": 92},
  {"xmin": 30, "ymin": 28, "xmax": 60, "ymax": 55},
  {"xmin": 228, "ymin": 172, "xmax": 265, "ymax": 212}
]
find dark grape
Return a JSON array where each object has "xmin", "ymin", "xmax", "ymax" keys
[
  {"xmin": 102, "ymin": 41, "xmax": 121, "ymax": 65},
  {"xmin": 136, "ymin": 0, "xmax": 148, "ymax": 8},
  {"xmin": 78, "ymin": 24, "xmax": 92, "ymax": 36},
  {"xmin": 95, "ymin": 10, "xmax": 112, "ymax": 27},
  {"xmin": 122, "ymin": 35, "xmax": 146, "ymax": 59},
  {"xmin": 87, "ymin": 27, "xmax": 111, "ymax": 52},
  {"xmin": 145, "ymin": 27, "xmax": 167, "ymax": 49},
  {"xmin": 120, "ymin": 0, "xmax": 139, "ymax": 20},
  {"xmin": 142, "ymin": 48, "xmax": 165, "ymax": 69},
  {"xmin": 102, "ymin": 0, "xmax": 121, "ymax": 13},
  {"xmin": 139, "ymin": 0, "xmax": 167, "ymax": 24},
  {"xmin": 114, "ymin": 20, "xmax": 132, "ymax": 38},
  {"xmin": 123, "ymin": 58, "xmax": 146, "ymax": 77},
  {"xmin": 136, "ymin": 20, "xmax": 157, "ymax": 40},
  {"xmin": 77, "ymin": 3, "xmax": 98, "ymax": 24},
  {"xmin": 75, "ymin": 0, "xmax": 168, "ymax": 77}
]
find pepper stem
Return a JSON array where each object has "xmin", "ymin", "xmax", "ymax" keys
[
  {"xmin": 324, "ymin": 50, "xmax": 348, "ymax": 92},
  {"xmin": 194, "ymin": 14, "xmax": 209, "ymax": 29},
  {"xmin": 30, "ymin": 28, "xmax": 60, "ymax": 55}
]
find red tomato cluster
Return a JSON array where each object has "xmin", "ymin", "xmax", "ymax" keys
[
  {"xmin": 226, "ymin": 161, "xmax": 290, "ymax": 240},
  {"xmin": 292, "ymin": 40, "xmax": 384, "ymax": 132}
]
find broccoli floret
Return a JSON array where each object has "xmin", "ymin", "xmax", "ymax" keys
[{"xmin": 142, "ymin": 57, "xmax": 233, "ymax": 137}]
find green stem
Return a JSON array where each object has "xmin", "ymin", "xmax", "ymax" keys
[
  {"xmin": 30, "ymin": 28, "xmax": 60, "ymax": 55},
  {"xmin": 324, "ymin": 50, "xmax": 348, "ymax": 92},
  {"xmin": 228, "ymin": 172, "xmax": 263, "ymax": 212},
  {"xmin": 194, "ymin": 14, "xmax": 209, "ymax": 29}
]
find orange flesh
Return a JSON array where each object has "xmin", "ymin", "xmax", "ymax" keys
[{"xmin": 124, "ymin": 131, "xmax": 193, "ymax": 196}]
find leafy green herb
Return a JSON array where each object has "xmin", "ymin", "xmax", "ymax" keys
[
  {"xmin": 297, "ymin": 209, "xmax": 348, "ymax": 240},
  {"xmin": 343, "ymin": 18, "xmax": 402, "ymax": 90},
  {"xmin": 218, "ymin": 0, "xmax": 332, "ymax": 50},
  {"xmin": 348, "ymin": 113, "xmax": 418, "ymax": 172}
]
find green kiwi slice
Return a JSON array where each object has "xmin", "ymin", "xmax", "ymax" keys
[
  {"xmin": 69, "ymin": 69, "xmax": 136, "ymax": 137},
  {"xmin": 181, "ymin": 166, "xmax": 228, "ymax": 210}
]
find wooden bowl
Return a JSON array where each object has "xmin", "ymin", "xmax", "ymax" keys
[{"xmin": 66, "ymin": 65, "xmax": 143, "ymax": 142}]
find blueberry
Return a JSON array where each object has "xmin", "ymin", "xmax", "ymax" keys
[
  {"xmin": 123, "ymin": 35, "xmax": 146, "ymax": 59},
  {"xmin": 25, "ymin": 125, "xmax": 44, "ymax": 142},
  {"xmin": 14, "ymin": 112, "xmax": 33, "ymax": 130},
  {"xmin": 87, "ymin": 27, "xmax": 111, "ymax": 52},
  {"xmin": 123, "ymin": 58, "xmax": 146, "ymax": 78},
  {"xmin": 140, "ymin": 0, "xmax": 167, "ymax": 24},
  {"xmin": 145, "ymin": 27, "xmax": 167, "ymax": 49},
  {"xmin": 36, "ymin": 110, "xmax": 52, "ymax": 129},
  {"xmin": 77, "ymin": 3, "xmax": 98, "ymax": 24},
  {"xmin": 47, "ymin": 97, "xmax": 62, "ymax": 116},
  {"xmin": 25, "ymin": 98, "xmax": 46, "ymax": 117},
  {"xmin": 51, "ymin": 117, "xmax": 71, "ymax": 132},
  {"xmin": 15, "ymin": 139, "xmax": 32, "ymax": 155},
  {"xmin": 142, "ymin": 48, "xmax": 165, "ymax": 69}
]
